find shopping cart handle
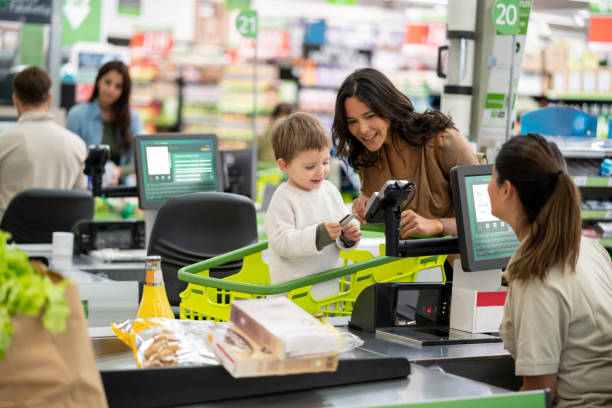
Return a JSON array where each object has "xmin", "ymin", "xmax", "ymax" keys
[
  {"xmin": 178, "ymin": 249, "xmax": 400, "ymax": 295},
  {"xmin": 178, "ymin": 240, "xmax": 405, "ymax": 295}
]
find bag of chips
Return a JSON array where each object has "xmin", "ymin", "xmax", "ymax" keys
[{"xmin": 111, "ymin": 318, "xmax": 218, "ymax": 368}]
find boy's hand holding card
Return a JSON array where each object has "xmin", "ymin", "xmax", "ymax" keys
[{"xmin": 340, "ymin": 214, "xmax": 361, "ymax": 242}]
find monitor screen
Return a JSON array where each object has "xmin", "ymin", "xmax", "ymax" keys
[
  {"xmin": 221, "ymin": 148, "xmax": 254, "ymax": 199},
  {"xmin": 134, "ymin": 133, "xmax": 223, "ymax": 209},
  {"xmin": 450, "ymin": 164, "xmax": 520, "ymax": 271},
  {"xmin": 394, "ymin": 285, "xmax": 445, "ymax": 326},
  {"xmin": 0, "ymin": 120, "xmax": 17, "ymax": 132}
]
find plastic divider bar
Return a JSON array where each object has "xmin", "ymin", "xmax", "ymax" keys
[{"xmin": 178, "ymin": 240, "xmax": 401, "ymax": 295}]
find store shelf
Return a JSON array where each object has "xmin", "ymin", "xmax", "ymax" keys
[
  {"xmin": 546, "ymin": 92, "xmax": 612, "ymax": 102},
  {"xmin": 572, "ymin": 176, "xmax": 612, "ymax": 187},
  {"xmin": 597, "ymin": 238, "xmax": 612, "ymax": 249},
  {"xmin": 581, "ymin": 210, "xmax": 612, "ymax": 220}
]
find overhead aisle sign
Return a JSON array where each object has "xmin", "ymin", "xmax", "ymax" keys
[
  {"xmin": 0, "ymin": 0, "xmax": 51, "ymax": 24},
  {"xmin": 62, "ymin": 0, "xmax": 101, "ymax": 45},
  {"xmin": 493, "ymin": 0, "xmax": 520, "ymax": 35},
  {"xmin": 479, "ymin": 0, "xmax": 532, "ymax": 144},
  {"xmin": 236, "ymin": 9, "xmax": 258, "ymax": 39}
]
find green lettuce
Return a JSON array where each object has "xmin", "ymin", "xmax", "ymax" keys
[{"xmin": 0, "ymin": 231, "xmax": 70, "ymax": 359}]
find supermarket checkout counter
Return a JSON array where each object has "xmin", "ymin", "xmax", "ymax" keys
[
  {"xmin": 91, "ymin": 321, "xmax": 533, "ymax": 408},
  {"xmin": 16, "ymin": 250, "xmax": 528, "ymax": 405},
  {"xmin": 12, "ymin": 241, "xmax": 524, "ymax": 404},
  {"xmin": 16, "ymin": 168, "xmax": 538, "ymax": 406},
  {"xmin": 88, "ymin": 174, "xmax": 536, "ymax": 407},
  {"xmin": 17, "ymin": 243, "xmax": 141, "ymax": 328},
  {"xmin": 20, "ymin": 243, "xmax": 145, "ymax": 281}
]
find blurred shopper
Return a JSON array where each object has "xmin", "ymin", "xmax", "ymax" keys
[
  {"xmin": 258, "ymin": 102, "xmax": 295, "ymax": 165},
  {"xmin": 66, "ymin": 60, "xmax": 142, "ymax": 184},
  {"xmin": 0, "ymin": 66, "xmax": 87, "ymax": 220},
  {"xmin": 332, "ymin": 68, "xmax": 478, "ymax": 238},
  {"xmin": 491, "ymin": 133, "xmax": 612, "ymax": 407}
]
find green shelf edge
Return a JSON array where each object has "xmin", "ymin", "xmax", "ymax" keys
[{"xmin": 546, "ymin": 91, "xmax": 612, "ymax": 101}]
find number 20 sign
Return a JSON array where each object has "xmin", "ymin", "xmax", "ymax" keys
[
  {"xmin": 493, "ymin": 0, "xmax": 520, "ymax": 35},
  {"xmin": 236, "ymin": 9, "xmax": 258, "ymax": 38}
]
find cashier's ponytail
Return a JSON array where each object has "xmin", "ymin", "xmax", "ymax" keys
[{"xmin": 495, "ymin": 133, "xmax": 581, "ymax": 283}]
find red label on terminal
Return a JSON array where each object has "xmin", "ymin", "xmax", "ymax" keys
[{"xmin": 476, "ymin": 291, "xmax": 507, "ymax": 307}]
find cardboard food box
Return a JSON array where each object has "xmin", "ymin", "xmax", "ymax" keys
[
  {"xmin": 521, "ymin": 52, "xmax": 543, "ymax": 73},
  {"xmin": 583, "ymin": 69, "xmax": 597, "ymax": 93},
  {"xmin": 541, "ymin": 73, "xmax": 552, "ymax": 95},
  {"xmin": 543, "ymin": 46, "xmax": 567, "ymax": 74},
  {"xmin": 205, "ymin": 324, "xmax": 338, "ymax": 378},
  {"xmin": 597, "ymin": 68, "xmax": 611, "ymax": 94},
  {"xmin": 566, "ymin": 68, "xmax": 582, "ymax": 93},
  {"xmin": 230, "ymin": 297, "xmax": 341, "ymax": 359},
  {"xmin": 595, "ymin": 222, "xmax": 612, "ymax": 239},
  {"xmin": 551, "ymin": 70, "xmax": 567, "ymax": 93}
]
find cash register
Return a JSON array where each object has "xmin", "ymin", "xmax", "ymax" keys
[{"xmin": 349, "ymin": 165, "xmax": 519, "ymax": 346}]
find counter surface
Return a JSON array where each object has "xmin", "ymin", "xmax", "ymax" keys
[
  {"xmin": 93, "ymin": 328, "xmax": 516, "ymax": 407},
  {"xmin": 20, "ymin": 244, "xmax": 520, "ymax": 406}
]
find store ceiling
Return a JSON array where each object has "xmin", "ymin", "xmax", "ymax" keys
[
  {"xmin": 531, "ymin": 0, "xmax": 590, "ymax": 35},
  {"xmin": 532, "ymin": 0, "xmax": 589, "ymax": 11}
]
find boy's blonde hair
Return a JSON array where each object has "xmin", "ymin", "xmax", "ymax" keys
[{"xmin": 270, "ymin": 112, "xmax": 331, "ymax": 163}]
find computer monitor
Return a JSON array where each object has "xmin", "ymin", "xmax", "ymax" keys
[
  {"xmin": 133, "ymin": 133, "xmax": 223, "ymax": 210},
  {"xmin": 221, "ymin": 148, "xmax": 254, "ymax": 199},
  {"xmin": 450, "ymin": 164, "xmax": 520, "ymax": 271},
  {"xmin": 0, "ymin": 117, "xmax": 18, "ymax": 132}
]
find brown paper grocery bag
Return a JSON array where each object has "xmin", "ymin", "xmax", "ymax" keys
[{"xmin": 0, "ymin": 269, "xmax": 108, "ymax": 408}]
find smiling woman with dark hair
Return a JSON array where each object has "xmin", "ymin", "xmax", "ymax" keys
[
  {"xmin": 66, "ymin": 60, "xmax": 142, "ymax": 183},
  {"xmin": 332, "ymin": 68, "xmax": 478, "ymax": 239},
  {"xmin": 490, "ymin": 133, "xmax": 612, "ymax": 407}
]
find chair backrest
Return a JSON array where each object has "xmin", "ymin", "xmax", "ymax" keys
[
  {"xmin": 147, "ymin": 191, "xmax": 258, "ymax": 305},
  {"xmin": 521, "ymin": 106, "xmax": 597, "ymax": 138},
  {"xmin": 0, "ymin": 188, "xmax": 94, "ymax": 243}
]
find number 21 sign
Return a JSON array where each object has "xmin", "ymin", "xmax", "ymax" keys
[{"xmin": 236, "ymin": 9, "xmax": 258, "ymax": 38}]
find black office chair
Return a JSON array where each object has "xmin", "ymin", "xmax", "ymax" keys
[
  {"xmin": 0, "ymin": 188, "xmax": 94, "ymax": 244},
  {"xmin": 147, "ymin": 192, "xmax": 258, "ymax": 306}
]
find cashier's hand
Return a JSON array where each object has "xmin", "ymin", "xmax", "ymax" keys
[
  {"xmin": 352, "ymin": 195, "xmax": 370, "ymax": 224},
  {"xmin": 102, "ymin": 161, "xmax": 121, "ymax": 187},
  {"xmin": 325, "ymin": 222, "xmax": 342, "ymax": 240},
  {"xmin": 400, "ymin": 210, "xmax": 444, "ymax": 238},
  {"xmin": 341, "ymin": 221, "xmax": 362, "ymax": 242}
]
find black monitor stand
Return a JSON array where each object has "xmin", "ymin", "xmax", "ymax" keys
[
  {"xmin": 84, "ymin": 145, "xmax": 138, "ymax": 198},
  {"xmin": 354, "ymin": 181, "xmax": 502, "ymax": 346},
  {"xmin": 364, "ymin": 180, "xmax": 459, "ymax": 258}
]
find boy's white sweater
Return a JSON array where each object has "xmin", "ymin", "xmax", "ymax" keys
[{"xmin": 264, "ymin": 180, "xmax": 357, "ymax": 298}]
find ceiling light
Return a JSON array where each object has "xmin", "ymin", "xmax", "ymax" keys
[
  {"xmin": 397, "ymin": 0, "xmax": 448, "ymax": 5},
  {"xmin": 578, "ymin": 9, "xmax": 591, "ymax": 19}
]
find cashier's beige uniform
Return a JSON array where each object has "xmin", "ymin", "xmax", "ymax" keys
[{"xmin": 499, "ymin": 236, "xmax": 612, "ymax": 407}]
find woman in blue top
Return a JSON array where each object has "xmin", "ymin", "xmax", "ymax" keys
[{"xmin": 66, "ymin": 60, "xmax": 142, "ymax": 183}]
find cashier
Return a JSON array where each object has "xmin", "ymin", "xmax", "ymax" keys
[
  {"xmin": 489, "ymin": 133, "xmax": 612, "ymax": 407},
  {"xmin": 66, "ymin": 60, "xmax": 142, "ymax": 184}
]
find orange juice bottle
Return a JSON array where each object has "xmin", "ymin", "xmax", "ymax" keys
[{"xmin": 137, "ymin": 256, "xmax": 175, "ymax": 319}]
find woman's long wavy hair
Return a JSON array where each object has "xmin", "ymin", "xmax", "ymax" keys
[
  {"xmin": 90, "ymin": 60, "xmax": 132, "ymax": 150},
  {"xmin": 332, "ymin": 68, "xmax": 455, "ymax": 172},
  {"xmin": 496, "ymin": 133, "xmax": 581, "ymax": 284}
]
